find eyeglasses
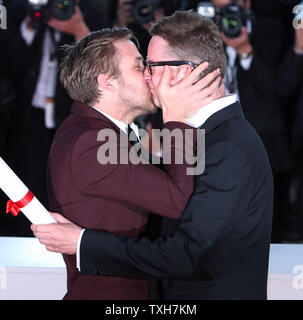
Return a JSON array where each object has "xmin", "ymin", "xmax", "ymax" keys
[{"xmin": 145, "ymin": 60, "xmax": 199, "ymax": 75}]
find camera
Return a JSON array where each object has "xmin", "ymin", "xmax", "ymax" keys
[
  {"xmin": 28, "ymin": 0, "xmax": 75, "ymax": 29},
  {"xmin": 197, "ymin": 0, "xmax": 253, "ymax": 38},
  {"xmin": 124, "ymin": 0, "xmax": 162, "ymax": 25}
]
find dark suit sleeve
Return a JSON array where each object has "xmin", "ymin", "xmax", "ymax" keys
[
  {"xmin": 70, "ymin": 121, "xmax": 196, "ymax": 219},
  {"xmin": 80, "ymin": 142, "xmax": 253, "ymax": 279}
]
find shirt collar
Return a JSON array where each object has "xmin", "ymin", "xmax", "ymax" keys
[
  {"xmin": 187, "ymin": 94, "xmax": 238, "ymax": 128},
  {"xmin": 91, "ymin": 106, "xmax": 139, "ymax": 138}
]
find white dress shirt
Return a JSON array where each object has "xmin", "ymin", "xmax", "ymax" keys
[
  {"xmin": 225, "ymin": 46, "xmax": 253, "ymax": 99},
  {"xmin": 187, "ymin": 94, "xmax": 238, "ymax": 128},
  {"xmin": 91, "ymin": 106, "xmax": 140, "ymax": 138}
]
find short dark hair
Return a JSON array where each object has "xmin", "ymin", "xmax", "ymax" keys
[
  {"xmin": 151, "ymin": 10, "xmax": 226, "ymax": 79},
  {"xmin": 60, "ymin": 28, "xmax": 133, "ymax": 105}
]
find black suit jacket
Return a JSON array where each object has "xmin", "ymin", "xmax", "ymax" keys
[{"xmin": 80, "ymin": 102, "xmax": 274, "ymax": 300}]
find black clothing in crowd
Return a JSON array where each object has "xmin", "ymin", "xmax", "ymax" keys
[{"xmin": 0, "ymin": 0, "xmax": 108, "ymax": 236}]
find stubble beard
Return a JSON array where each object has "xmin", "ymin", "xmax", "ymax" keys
[{"xmin": 119, "ymin": 82, "xmax": 157, "ymax": 118}]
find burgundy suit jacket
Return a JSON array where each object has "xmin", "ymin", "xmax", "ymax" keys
[{"xmin": 47, "ymin": 101, "xmax": 195, "ymax": 300}]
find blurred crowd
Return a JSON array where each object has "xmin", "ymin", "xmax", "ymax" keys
[{"xmin": 0, "ymin": 0, "xmax": 302, "ymax": 243}]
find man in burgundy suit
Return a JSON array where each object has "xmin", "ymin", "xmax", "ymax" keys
[{"xmin": 44, "ymin": 28, "xmax": 220, "ymax": 299}]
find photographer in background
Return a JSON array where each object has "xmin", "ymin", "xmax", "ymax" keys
[
  {"xmin": 0, "ymin": 25, "xmax": 9, "ymax": 157},
  {"xmin": 0, "ymin": 0, "xmax": 22, "ymax": 235},
  {"xmin": 109, "ymin": 0, "xmax": 175, "ymax": 57},
  {"xmin": 0, "ymin": 29, "xmax": 7, "ymax": 235},
  {"xmin": 2, "ymin": 0, "xmax": 106, "ymax": 236},
  {"xmin": 204, "ymin": 0, "xmax": 294, "ymax": 242}
]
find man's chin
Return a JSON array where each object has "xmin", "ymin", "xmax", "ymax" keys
[
  {"xmin": 152, "ymin": 97, "xmax": 161, "ymax": 109},
  {"xmin": 147, "ymin": 102, "xmax": 158, "ymax": 114},
  {"xmin": 141, "ymin": 101, "xmax": 158, "ymax": 116}
]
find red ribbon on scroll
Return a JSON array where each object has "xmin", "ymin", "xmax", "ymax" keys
[{"xmin": 6, "ymin": 190, "xmax": 34, "ymax": 217}]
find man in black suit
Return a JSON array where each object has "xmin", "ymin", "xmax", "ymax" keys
[
  {"xmin": 33, "ymin": 11, "xmax": 274, "ymax": 300},
  {"xmin": 210, "ymin": 0, "xmax": 294, "ymax": 243}
]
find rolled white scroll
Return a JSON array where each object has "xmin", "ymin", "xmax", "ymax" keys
[{"xmin": 0, "ymin": 157, "xmax": 56, "ymax": 224}]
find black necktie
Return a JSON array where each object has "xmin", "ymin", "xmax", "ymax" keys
[
  {"xmin": 128, "ymin": 125, "xmax": 141, "ymax": 157},
  {"xmin": 128, "ymin": 125, "xmax": 140, "ymax": 144}
]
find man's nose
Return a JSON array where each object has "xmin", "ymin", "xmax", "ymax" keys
[{"xmin": 143, "ymin": 67, "xmax": 151, "ymax": 83}]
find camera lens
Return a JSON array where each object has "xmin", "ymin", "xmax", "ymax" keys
[
  {"xmin": 138, "ymin": 4, "xmax": 153, "ymax": 19},
  {"xmin": 50, "ymin": 0, "xmax": 75, "ymax": 20},
  {"xmin": 132, "ymin": 0, "xmax": 159, "ymax": 24},
  {"xmin": 56, "ymin": 0, "xmax": 70, "ymax": 12},
  {"xmin": 220, "ymin": 13, "xmax": 242, "ymax": 38}
]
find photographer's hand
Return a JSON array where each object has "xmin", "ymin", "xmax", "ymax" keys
[
  {"xmin": 221, "ymin": 27, "xmax": 253, "ymax": 56},
  {"xmin": 47, "ymin": 6, "xmax": 90, "ymax": 41}
]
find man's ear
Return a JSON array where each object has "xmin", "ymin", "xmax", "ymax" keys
[
  {"xmin": 169, "ymin": 65, "xmax": 192, "ymax": 86},
  {"xmin": 97, "ymin": 74, "xmax": 116, "ymax": 92}
]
